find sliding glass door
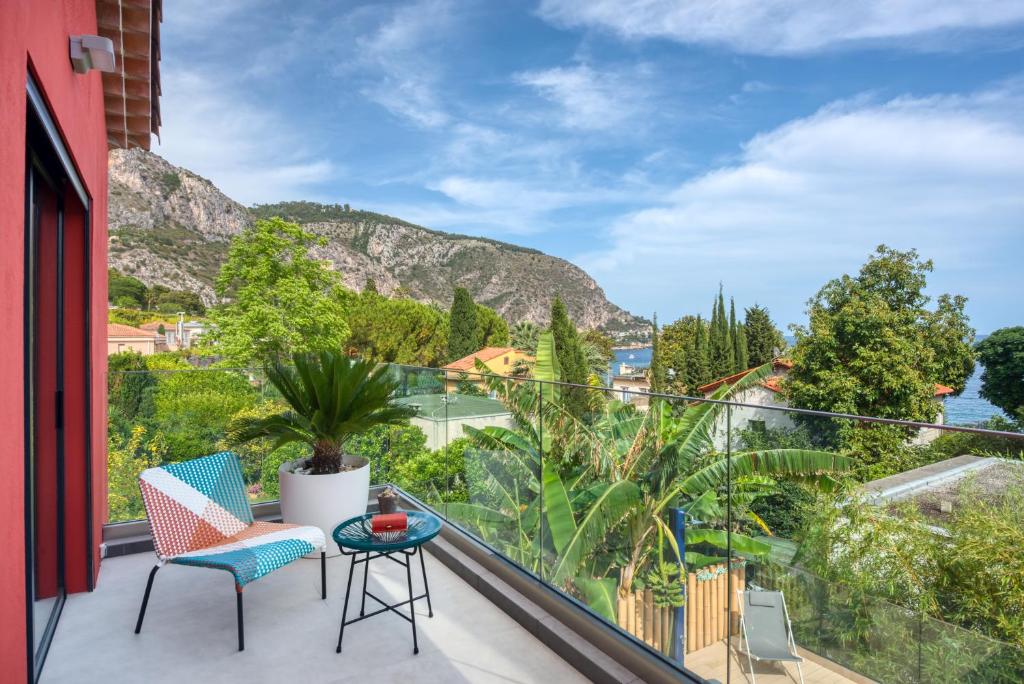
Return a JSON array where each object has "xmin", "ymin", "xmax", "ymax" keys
[{"xmin": 25, "ymin": 154, "xmax": 67, "ymax": 678}]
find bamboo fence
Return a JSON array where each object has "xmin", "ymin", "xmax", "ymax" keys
[{"xmin": 615, "ymin": 562, "xmax": 746, "ymax": 656}]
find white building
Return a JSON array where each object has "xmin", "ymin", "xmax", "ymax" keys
[{"xmin": 699, "ymin": 360, "xmax": 953, "ymax": 450}]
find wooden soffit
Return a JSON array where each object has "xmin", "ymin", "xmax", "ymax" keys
[{"xmin": 96, "ymin": 0, "xmax": 162, "ymax": 150}]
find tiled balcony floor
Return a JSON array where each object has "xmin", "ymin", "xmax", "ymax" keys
[{"xmin": 42, "ymin": 547, "xmax": 589, "ymax": 684}]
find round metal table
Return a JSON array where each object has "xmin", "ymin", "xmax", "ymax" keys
[{"xmin": 332, "ymin": 510, "xmax": 442, "ymax": 655}]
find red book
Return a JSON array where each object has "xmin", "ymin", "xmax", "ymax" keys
[{"xmin": 371, "ymin": 512, "xmax": 408, "ymax": 533}]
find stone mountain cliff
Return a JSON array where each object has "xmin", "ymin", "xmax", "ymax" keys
[{"xmin": 107, "ymin": 148, "xmax": 647, "ymax": 333}]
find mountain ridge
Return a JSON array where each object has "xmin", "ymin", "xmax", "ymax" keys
[{"xmin": 107, "ymin": 149, "xmax": 648, "ymax": 335}]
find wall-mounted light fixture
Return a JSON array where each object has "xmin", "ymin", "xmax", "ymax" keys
[{"xmin": 70, "ymin": 35, "xmax": 116, "ymax": 74}]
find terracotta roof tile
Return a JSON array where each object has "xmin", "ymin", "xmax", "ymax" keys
[
  {"xmin": 443, "ymin": 347, "xmax": 528, "ymax": 372},
  {"xmin": 934, "ymin": 383, "xmax": 955, "ymax": 397},
  {"xmin": 697, "ymin": 358, "xmax": 793, "ymax": 395},
  {"xmin": 107, "ymin": 323, "xmax": 157, "ymax": 338}
]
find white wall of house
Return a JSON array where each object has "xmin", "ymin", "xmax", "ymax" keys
[
  {"xmin": 709, "ymin": 386, "xmax": 796, "ymax": 451},
  {"xmin": 411, "ymin": 413, "xmax": 515, "ymax": 450}
]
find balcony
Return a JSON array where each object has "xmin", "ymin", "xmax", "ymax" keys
[
  {"xmin": 84, "ymin": 364, "xmax": 1024, "ymax": 683},
  {"xmin": 42, "ymin": 533, "xmax": 589, "ymax": 684}
]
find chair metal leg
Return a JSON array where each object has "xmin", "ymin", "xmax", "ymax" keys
[
  {"xmin": 134, "ymin": 565, "xmax": 160, "ymax": 634},
  {"xmin": 406, "ymin": 552, "xmax": 419, "ymax": 655},
  {"xmin": 236, "ymin": 590, "xmax": 244, "ymax": 651},
  {"xmin": 418, "ymin": 546, "xmax": 433, "ymax": 618},
  {"xmin": 321, "ymin": 551, "xmax": 327, "ymax": 599},
  {"xmin": 359, "ymin": 552, "xmax": 370, "ymax": 616},
  {"xmin": 336, "ymin": 554, "xmax": 357, "ymax": 653}
]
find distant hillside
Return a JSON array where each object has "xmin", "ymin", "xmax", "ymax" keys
[{"xmin": 108, "ymin": 149, "xmax": 648, "ymax": 334}]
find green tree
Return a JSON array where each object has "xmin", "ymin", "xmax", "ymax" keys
[
  {"xmin": 475, "ymin": 304, "xmax": 509, "ymax": 347},
  {"xmin": 209, "ymin": 217, "xmax": 350, "ymax": 365},
  {"xmin": 107, "ymin": 351, "xmax": 157, "ymax": 431},
  {"xmin": 729, "ymin": 298, "xmax": 749, "ymax": 372},
  {"xmin": 975, "ymin": 327, "xmax": 1024, "ymax": 421},
  {"xmin": 447, "ymin": 287, "xmax": 478, "ymax": 361},
  {"xmin": 579, "ymin": 329, "xmax": 615, "ymax": 379},
  {"xmin": 709, "ymin": 287, "xmax": 734, "ymax": 378},
  {"xmin": 649, "ymin": 314, "xmax": 667, "ymax": 392},
  {"xmin": 363, "ymin": 277, "xmax": 378, "ymax": 294},
  {"xmin": 152, "ymin": 369, "xmax": 258, "ymax": 461},
  {"xmin": 787, "ymin": 245, "xmax": 976, "ymax": 470},
  {"xmin": 744, "ymin": 304, "xmax": 785, "ymax": 366},
  {"xmin": 734, "ymin": 322, "xmax": 749, "ymax": 372},
  {"xmin": 108, "ymin": 268, "xmax": 147, "ymax": 308},
  {"xmin": 511, "ymin": 321, "xmax": 540, "ymax": 355},
  {"xmin": 549, "ymin": 297, "xmax": 588, "ymax": 416},
  {"xmin": 927, "ymin": 294, "xmax": 976, "ymax": 393},
  {"xmin": 345, "ymin": 290, "xmax": 449, "ymax": 366},
  {"xmin": 661, "ymin": 315, "xmax": 708, "ymax": 395},
  {"xmin": 687, "ymin": 316, "xmax": 712, "ymax": 394}
]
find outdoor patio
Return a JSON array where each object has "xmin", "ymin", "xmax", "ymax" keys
[
  {"xmin": 41, "ymin": 547, "xmax": 590, "ymax": 684},
  {"xmin": 686, "ymin": 639, "xmax": 862, "ymax": 684}
]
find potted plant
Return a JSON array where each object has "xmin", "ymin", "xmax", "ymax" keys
[{"xmin": 230, "ymin": 351, "xmax": 415, "ymax": 556}]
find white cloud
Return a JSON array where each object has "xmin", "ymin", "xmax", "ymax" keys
[
  {"xmin": 537, "ymin": 0, "xmax": 1024, "ymax": 55},
  {"xmin": 576, "ymin": 84, "xmax": 1024, "ymax": 328},
  {"xmin": 514, "ymin": 63, "xmax": 645, "ymax": 130},
  {"xmin": 353, "ymin": 0, "xmax": 454, "ymax": 128},
  {"xmin": 155, "ymin": 70, "xmax": 335, "ymax": 205}
]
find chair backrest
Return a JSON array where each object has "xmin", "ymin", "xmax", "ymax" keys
[
  {"xmin": 741, "ymin": 590, "xmax": 795, "ymax": 660},
  {"xmin": 139, "ymin": 452, "xmax": 254, "ymax": 560}
]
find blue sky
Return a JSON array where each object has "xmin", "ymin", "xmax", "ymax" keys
[{"xmin": 156, "ymin": 1, "xmax": 1024, "ymax": 333}]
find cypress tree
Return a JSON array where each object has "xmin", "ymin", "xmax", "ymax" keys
[
  {"xmin": 744, "ymin": 304, "xmax": 785, "ymax": 366},
  {"xmin": 735, "ymin": 322, "xmax": 749, "ymax": 372},
  {"xmin": 686, "ymin": 315, "xmax": 712, "ymax": 394},
  {"xmin": 447, "ymin": 287, "xmax": 478, "ymax": 361},
  {"xmin": 363, "ymin": 277, "xmax": 378, "ymax": 295},
  {"xmin": 649, "ymin": 314, "xmax": 666, "ymax": 393},
  {"xmin": 550, "ymin": 297, "xmax": 588, "ymax": 416},
  {"xmin": 709, "ymin": 287, "xmax": 734, "ymax": 378}
]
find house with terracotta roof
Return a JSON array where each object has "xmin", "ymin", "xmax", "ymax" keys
[
  {"xmin": 441, "ymin": 346, "xmax": 533, "ymax": 393},
  {"xmin": 107, "ymin": 323, "xmax": 158, "ymax": 356},
  {"xmin": 700, "ymin": 359, "xmax": 954, "ymax": 448}
]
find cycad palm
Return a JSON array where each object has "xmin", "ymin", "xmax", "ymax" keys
[{"xmin": 230, "ymin": 352, "xmax": 415, "ymax": 474}]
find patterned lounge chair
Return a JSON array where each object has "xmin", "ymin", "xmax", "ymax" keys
[{"xmin": 134, "ymin": 451, "xmax": 327, "ymax": 651}]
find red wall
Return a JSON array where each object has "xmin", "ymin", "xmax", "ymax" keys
[{"xmin": 0, "ymin": 0, "xmax": 111, "ymax": 679}]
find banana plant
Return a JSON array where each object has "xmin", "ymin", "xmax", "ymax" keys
[{"xmin": 560, "ymin": 362, "xmax": 854, "ymax": 597}]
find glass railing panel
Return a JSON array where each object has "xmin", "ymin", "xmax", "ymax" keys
[
  {"xmin": 350, "ymin": 364, "xmax": 449, "ymax": 510},
  {"xmin": 443, "ymin": 372, "xmax": 544, "ymax": 575},
  {"xmin": 107, "ymin": 366, "xmax": 284, "ymax": 522}
]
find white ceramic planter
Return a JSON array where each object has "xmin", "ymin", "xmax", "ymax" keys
[{"xmin": 278, "ymin": 455, "xmax": 370, "ymax": 557}]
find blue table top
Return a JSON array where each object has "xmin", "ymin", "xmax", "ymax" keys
[{"xmin": 333, "ymin": 510, "xmax": 442, "ymax": 552}]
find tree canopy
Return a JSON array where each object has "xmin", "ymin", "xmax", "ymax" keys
[
  {"xmin": 787, "ymin": 245, "xmax": 976, "ymax": 465},
  {"xmin": 475, "ymin": 303, "xmax": 509, "ymax": 348},
  {"xmin": 345, "ymin": 289, "xmax": 450, "ymax": 367},
  {"xmin": 208, "ymin": 217, "xmax": 349, "ymax": 365},
  {"xmin": 744, "ymin": 304, "xmax": 786, "ymax": 366},
  {"xmin": 975, "ymin": 327, "xmax": 1024, "ymax": 423}
]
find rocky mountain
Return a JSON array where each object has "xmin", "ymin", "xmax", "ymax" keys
[{"xmin": 107, "ymin": 149, "xmax": 648, "ymax": 334}]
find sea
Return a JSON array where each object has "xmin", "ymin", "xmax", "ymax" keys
[{"xmin": 611, "ymin": 346, "xmax": 1004, "ymax": 427}]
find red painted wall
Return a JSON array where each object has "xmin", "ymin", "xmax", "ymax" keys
[{"xmin": 0, "ymin": 0, "xmax": 111, "ymax": 678}]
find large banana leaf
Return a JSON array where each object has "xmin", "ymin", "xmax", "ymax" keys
[
  {"xmin": 550, "ymin": 479, "xmax": 640, "ymax": 586},
  {"xmin": 542, "ymin": 461, "xmax": 578, "ymax": 555},
  {"xmin": 534, "ymin": 331, "xmax": 560, "ymax": 403},
  {"xmin": 574, "ymin": 576, "xmax": 618, "ymax": 622},
  {"xmin": 685, "ymin": 528, "xmax": 772, "ymax": 557},
  {"xmin": 679, "ymin": 448, "xmax": 853, "ymax": 497}
]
